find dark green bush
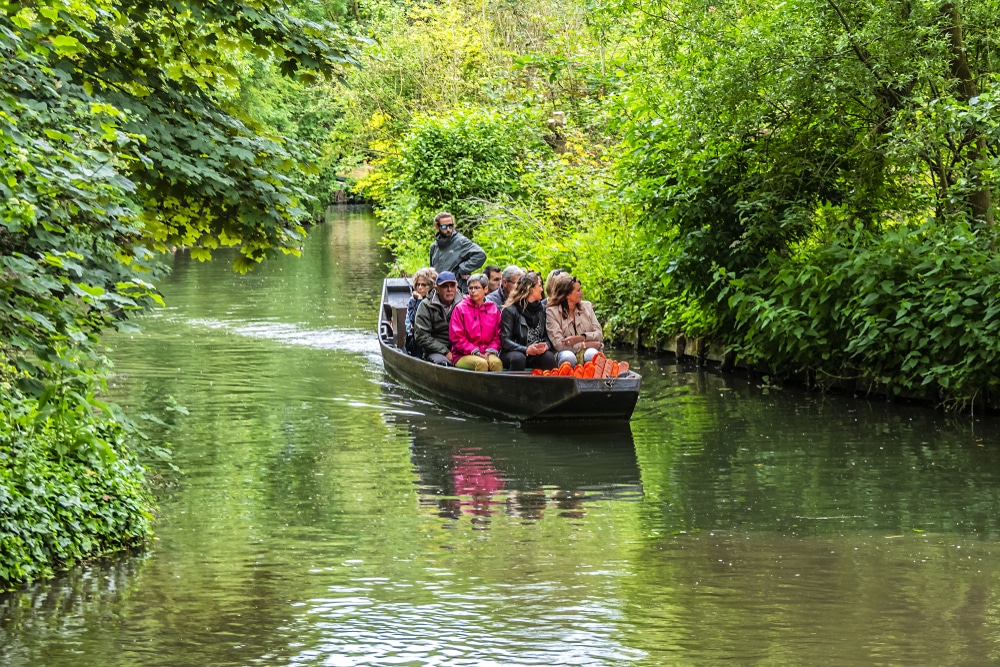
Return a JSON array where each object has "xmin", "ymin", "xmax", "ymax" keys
[
  {"xmin": 360, "ymin": 109, "xmax": 544, "ymax": 272},
  {"xmin": 397, "ymin": 109, "xmax": 531, "ymax": 223},
  {"xmin": 0, "ymin": 384, "xmax": 154, "ymax": 589},
  {"xmin": 726, "ymin": 221, "xmax": 1000, "ymax": 406}
]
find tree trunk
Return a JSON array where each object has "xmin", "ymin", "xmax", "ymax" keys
[{"xmin": 941, "ymin": 3, "xmax": 994, "ymax": 228}]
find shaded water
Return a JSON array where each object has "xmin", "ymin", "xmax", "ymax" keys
[{"xmin": 4, "ymin": 210, "xmax": 1000, "ymax": 665}]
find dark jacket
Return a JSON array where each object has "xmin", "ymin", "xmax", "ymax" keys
[
  {"xmin": 500, "ymin": 302, "xmax": 551, "ymax": 354},
  {"xmin": 404, "ymin": 295, "xmax": 423, "ymax": 356},
  {"xmin": 414, "ymin": 291, "xmax": 458, "ymax": 359},
  {"xmin": 429, "ymin": 232, "xmax": 486, "ymax": 292},
  {"xmin": 485, "ymin": 286, "xmax": 507, "ymax": 309}
]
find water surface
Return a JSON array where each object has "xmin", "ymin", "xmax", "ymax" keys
[{"xmin": 3, "ymin": 210, "xmax": 1000, "ymax": 665}]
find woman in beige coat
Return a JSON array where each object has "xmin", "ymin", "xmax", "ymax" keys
[{"xmin": 545, "ymin": 273, "xmax": 603, "ymax": 367}]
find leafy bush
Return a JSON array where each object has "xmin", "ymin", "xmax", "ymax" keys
[
  {"xmin": 0, "ymin": 0, "xmax": 360, "ymax": 588},
  {"xmin": 359, "ymin": 108, "xmax": 543, "ymax": 273},
  {"xmin": 726, "ymin": 221, "xmax": 1000, "ymax": 406},
  {"xmin": 465, "ymin": 153, "xmax": 718, "ymax": 344},
  {"xmin": 0, "ymin": 382, "xmax": 155, "ymax": 589},
  {"xmin": 398, "ymin": 109, "xmax": 538, "ymax": 221}
]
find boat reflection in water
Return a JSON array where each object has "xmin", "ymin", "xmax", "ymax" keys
[{"xmin": 386, "ymin": 410, "xmax": 642, "ymax": 530}]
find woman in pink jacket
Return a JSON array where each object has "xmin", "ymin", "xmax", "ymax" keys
[{"xmin": 449, "ymin": 273, "xmax": 503, "ymax": 372}]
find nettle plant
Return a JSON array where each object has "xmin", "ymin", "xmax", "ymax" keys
[{"xmin": 726, "ymin": 222, "xmax": 1000, "ymax": 406}]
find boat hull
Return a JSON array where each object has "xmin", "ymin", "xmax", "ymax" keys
[
  {"xmin": 380, "ymin": 340, "xmax": 640, "ymax": 421},
  {"xmin": 378, "ymin": 278, "xmax": 640, "ymax": 422}
]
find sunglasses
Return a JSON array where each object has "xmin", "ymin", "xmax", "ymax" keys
[{"xmin": 438, "ymin": 224, "xmax": 455, "ymax": 230}]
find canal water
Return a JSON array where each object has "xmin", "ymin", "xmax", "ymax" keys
[{"xmin": 4, "ymin": 210, "xmax": 1000, "ymax": 665}]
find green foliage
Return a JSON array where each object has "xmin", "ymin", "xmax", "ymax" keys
[
  {"xmin": 398, "ymin": 109, "xmax": 537, "ymax": 220},
  {"xmin": 0, "ymin": 0, "xmax": 363, "ymax": 584},
  {"xmin": 361, "ymin": 108, "xmax": 543, "ymax": 272},
  {"xmin": 0, "ymin": 383, "xmax": 154, "ymax": 589},
  {"xmin": 726, "ymin": 221, "xmax": 1000, "ymax": 406},
  {"xmin": 473, "ymin": 156, "xmax": 611, "ymax": 270},
  {"xmin": 332, "ymin": 0, "xmax": 622, "ymax": 177},
  {"xmin": 364, "ymin": 0, "xmax": 1000, "ymax": 408},
  {"xmin": 330, "ymin": 0, "xmax": 499, "ymax": 160},
  {"xmin": 617, "ymin": 0, "xmax": 1000, "ymax": 299}
]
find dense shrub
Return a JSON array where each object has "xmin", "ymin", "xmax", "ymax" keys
[
  {"xmin": 0, "ymin": 384, "xmax": 154, "ymax": 589},
  {"xmin": 398, "ymin": 109, "xmax": 537, "ymax": 220},
  {"xmin": 726, "ymin": 221, "xmax": 1000, "ymax": 406}
]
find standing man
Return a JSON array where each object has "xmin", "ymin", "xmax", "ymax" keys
[
  {"xmin": 429, "ymin": 211, "xmax": 486, "ymax": 294},
  {"xmin": 486, "ymin": 265, "xmax": 524, "ymax": 308}
]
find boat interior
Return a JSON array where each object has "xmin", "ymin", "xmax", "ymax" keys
[{"xmin": 380, "ymin": 277, "xmax": 412, "ymax": 350}]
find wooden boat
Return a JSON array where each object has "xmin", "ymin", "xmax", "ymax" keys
[{"xmin": 378, "ymin": 278, "xmax": 641, "ymax": 422}]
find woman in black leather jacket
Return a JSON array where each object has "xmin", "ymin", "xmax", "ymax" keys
[{"xmin": 499, "ymin": 271, "xmax": 558, "ymax": 372}]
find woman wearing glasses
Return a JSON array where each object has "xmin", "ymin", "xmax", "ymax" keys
[
  {"xmin": 405, "ymin": 267, "xmax": 438, "ymax": 356},
  {"xmin": 546, "ymin": 273, "xmax": 603, "ymax": 367},
  {"xmin": 449, "ymin": 273, "xmax": 503, "ymax": 372}
]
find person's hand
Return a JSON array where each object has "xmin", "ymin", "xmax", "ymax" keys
[
  {"xmin": 527, "ymin": 342, "xmax": 548, "ymax": 356},
  {"xmin": 562, "ymin": 335, "xmax": 585, "ymax": 347},
  {"xmin": 412, "ymin": 290, "xmax": 423, "ymax": 299},
  {"xmin": 446, "ymin": 352, "xmax": 453, "ymax": 362}
]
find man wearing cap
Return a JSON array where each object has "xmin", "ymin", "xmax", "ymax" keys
[
  {"xmin": 486, "ymin": 265, "xmax": 524, "ymax": 308},
  {"xmin": 429, "ymin": 211, "xmax": 486, "ymax": 294},
  {"xmin": 414, "ymin": 271, "xmax": 460, "ymax": 366}
]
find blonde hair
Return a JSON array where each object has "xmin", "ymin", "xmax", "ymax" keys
[
  {"xmin": 545, "ymin": 268, "xmax": 567, "ymax": 298},
  {"xmin": 504, "ymin": 271, "xmax": 542, "ymax": 309},
  {"xmin": 412, "ymin": 267, "xmax": 438, "ymax": 289},
  {"xmin": 548, "ymin": 273, "xmax": 580, "ymax": 316}
]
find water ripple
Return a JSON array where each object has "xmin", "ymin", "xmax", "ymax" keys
[
  {"xmin": 185, "ymin": 317, "xmax": 381, "ymax": 356},
  {"xmin": 283, "ymin": 583, "xmax": 646, "ymax": 667}
]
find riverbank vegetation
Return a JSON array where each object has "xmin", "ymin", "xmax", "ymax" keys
[
  {"xmin": 0, "ymin": 0, "xmax": 362, "ymax": 587},
  {"xmin": 338, "ymin": 0, "xmax": 1000, "ymax": 409}
]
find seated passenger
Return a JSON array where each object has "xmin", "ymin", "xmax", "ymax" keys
[
  {"xmin": 500, "ymin": 271, "xmax": 558, "ymax": 372},
  {"xmin": 414, "ymin": 271, "xmax": 460, "ymax": 366},
  {"xmin": 546, "ymin": 273, "xmax": 604, "ymax": 367},
  {"xmin": 449, "ymin": 273, "xmax": 502, "ymax": 372},
  {"xmin": 486, "ymin": 265, "xmax": 523, "ymax": 309},
  {"xmin": 484, "ymin": 265, "xmax": 502, "ymax": 294},
  {"xmin": 405, "ymin": 267, "xmax": 438, "ymax": 357},
  {"xmin": 542, "ymin": 268, "xmax": 566, "ymax": 307}
]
